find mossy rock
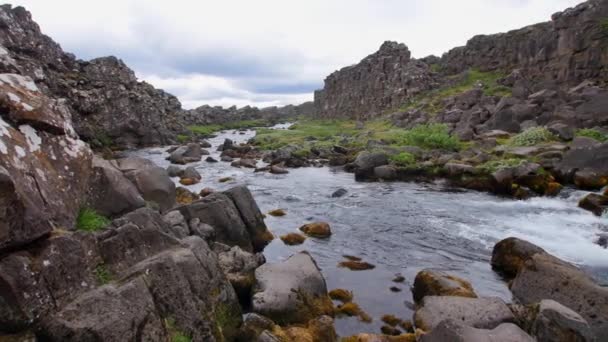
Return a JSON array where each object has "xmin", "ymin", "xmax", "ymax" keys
[
  {"xmin": 299, "ymin": 222, "xmax": 332, "ymax": 238},
  {"xmin": 280, "ymin": 233, "xmax": 306, "ymax": 246},
  {"xmin": 412, "ymin": 269, "xmax": 477, "ymax": 304}
]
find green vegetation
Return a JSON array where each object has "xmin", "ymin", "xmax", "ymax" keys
[
  {"xmin": 176, "ymin": 134, "xmax": 190, "ymax": 143},
  {"xmin": 600, "ymin": 17, "xmax": 608, "ymax": 35},
  {"xmin": 396, "ymin": 123, "xmax": 461, "ymax": 150},
  {"xmin": 165, "ymin": 318, "xmax": 191, "ymax": 342},
  {"xmin": 400, "ymin": 68, "xmax": 511, "ymax": 114},
  {"xmin": 508, "ymin": 127, "xmax": 556, "ymax": 146},
  {"xmin": 76, "ymin": 208, "xmax": 110, "ymax": 232},
  {"xmin": 478, "ymin": 158, "xmax": 525, "ymax": 173},
  {"xmin": 188, "ymin": 119, "xmax": 270, "ymax": 136},
  {"xmin": 213, "ymin": 302, "xmax": 242, "ymax": 341},
  {"xmin": 389, "ymin": 152, "xmax": 416, "ymax": 166},
  {"xmin": 576, "ymin": 128, "xmax": 608, "ymax": 142},
  {"xmin": 94, "ymin": 264, "xmax": 112, "ymax": 285}
]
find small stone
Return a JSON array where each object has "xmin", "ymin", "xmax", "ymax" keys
[
  {"xmin": 299, "ymin": 222, "xmax": 332, "ymax": 238},
  {"xmin": 280, "ymin": 233, "xmax": 306, "ymax": 246}
]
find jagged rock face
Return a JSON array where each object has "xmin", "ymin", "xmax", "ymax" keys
[
  {"xmin": 314, "ymin": 41, "xmax": 437, "ymax": 119},
  {"xmin": 441, "ymin": 0, "xmax": 608, "ymax": 85},
  {"xmin": 180, "ymin": 102, "xmax": 313, "ymax": 127},
  {"xmin": 0, "ymin": 5, "xmax": 183, "ymax": 149},
  {"xmin": 0, "ymin": 73, "xmax": 92, "ymax": 252}
]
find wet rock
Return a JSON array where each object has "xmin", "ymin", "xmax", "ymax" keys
[
  {"xmin": 331, "ymin": 188, "xmax": 348, "ymax": 198},
  {"xmin": 252, "ymin": 252, "xmax": 333, "ymax": 325},
  {"xmin": 354, "ymin": 151, "xmax": 389, "ymax": 180},
  {"xmin": 412, "ymin": 269, "xmax": 477, "ymax": 304},
  {"xmin": 268, "ymin": 209, "xmax": 286, "ymax": 217},
  {"xmin": 573, "ymin": 169, "xmax": 608, "ymax": 190},
  {"xmin": 224, "ymin": 186, "xmax": 274, "ymax": 252},
  {"xmin": 420, "ymin": 319, "xmax": 534, "ymax": 342},
  {"xmin": 280, "ymin": 233, "xmax": 306, "ymax": 245},
  {"xmin": 597, "ymin": 233, "xmax": 608, "ymax": 248},
  {"xmin": 205, "ymin": 156, "xmax": 218, "ymax": 163},
  {"xmin": 221, "ymin": 155, "xmax": 234, "ymax": 162},
  {"xmin": 176, "ymin": 192, "xmax": 253, "ymax": 252},
  {"xmin": 374, "ymin": 165, "xmax": 398, "ymax": 180},
  {"xmin": 199, "ymin": 187, "xmax": 215, "ymax": 197},
  {"xmin": 414, "ymin": 296, "xmax": 515, "ymax": 331},
  {"xmin": 213, "ymin": 242, "xmax": 265, "ymax": 304},
  {"xmin": 219, "ymin": 176, "xmax": 234, "ymax": 183},
  {"xmin": 491, "ymin": 237, "xmax": 546, "ymax": 278},
  {"xmin": 182, "ymin": 166, "xmax": 201, "ymax": 181},
  {"xmin": 232, "ymin": 158, "xmax": 257, "ymax": 168},
  {"xmin": 179, "ymin": 177, "xmax": 198, "ymax": 186},
  {"xmin": 167, "ymin": 143, "xmax": 204, "ymax": 164},
  {"xmin": 578, "ymin": 193, "xmax": 608, "ymax": 216},
  {"xmin": 175, "ymin": 186, "xmax": 200, "ymax": 204},
  {"xmin": 87, "ymin": 156, "xmax": 145, "ymax": 217},
  {"xmin": 166, "ymin": 165, "xmax": 183, "ymax": 178},
  {"xmin": 200, "ymin": 140, "xmax": 212, "ymax": 148},
  {"xmin": 299, "ymin": 222, "xmax": 332, "ymax": 238},
  {"xmin": 531, "ymin": 299, "xmax": 594, "ymax": 342},
  {"xmin": 270, "ymin": 165, "xmax": 289, "ymax": 174},
  {"xmin": 123, "ymin": 166, "xmax": 176, "ymax": 212},
  {"xmin": 508, "ymin": 251, "xmax": 608, "ymax": 337}
]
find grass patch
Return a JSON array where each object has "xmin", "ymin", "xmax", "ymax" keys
[
  {"xmin": 76, "ymin": 208, "xmax": 110, "ymax": 232},
  {"xmin": 508, "ymin": 127, "xmax": 556, "ymax": 146},
  {"xmin": 176, "ymin": 134, "xmax": 190, "ymax": 143},
  {"xmin": 576, "ymin": 128, "xmax": 608, "ymax": 142},
  {"xmin": 389, "ymin": 152, "xmax": 416, "ymax": 166},
  {"xmin": 94, "ymin": 264, "xmax": 112, "ymax": 285},
  {"xmin": 396, "ymin": 124, "xmax": 461, "ymax": 150},
  {"xmin": 601, "ymin": 17, "xmax": 608, "ymax": 35},
  {"xmin": 400, "ymin": 68, "xmax": 511, "ymax": 114},
  {"xmin": 188, "ymin": 119, "xmax": 270, "ymax": 136}
]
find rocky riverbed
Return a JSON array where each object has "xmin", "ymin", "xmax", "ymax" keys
[{"xmin": 131, "ymin": 125, "xmax": 608, "ymax": 337}]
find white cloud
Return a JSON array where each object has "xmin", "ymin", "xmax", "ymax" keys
[{"xmin": 12, "ymin": 0, "xmax": 584, "ymax": 108}]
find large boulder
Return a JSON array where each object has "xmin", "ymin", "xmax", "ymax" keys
[
  {"xmin": 509, "ymin": 252, "xmax": 608, "ymax": 337},
  {"xmin": 555, "ymin": 142, "xmax": 608, "ymax": 182},
  {"xmin": 123, "ymin": 165, "xmax": 176, "ymax": 212},
  {"xmin": 531, "ymin": 299, "xmax": 594, "ymax": 342},
  {"xmin": 223, "ymin": 186, "xmax": 274, "ymax": 252},
  {"xmin": 87, "ymin": 156, "xmax": 145, "ymax": 217},
  {"xmin": 353, "ymin": 151, "xmax": 389, "ymax": 180},
  {"xmin": 251, "ymin": 252, "xmax": 333, "ymax": 325},
  {"xmin": 213, "ymin": 243, "xmax": 265, "ymax": 304},
  {"xmin": 167, "ymin": 143, "xmax": 205, "ymax": 164},
  {"xmin": 0, "ymin": 73, "xmax": 93, "ymax": 252},
  {"xmin": 420, "ymin": 319, "xmax": 534, "ymax": 342},
  {"xmin": 412, "ymin": 269, "xmax": 477, "ymax": 304},
  {"xmin": 414, "ymin": 296, "xmax": 515, "ymax": 331},
  {"xmin": 176, "ymin": 192, "xmax": 254, "ymax": 252},
  {"xmin": 491, "ymin": 237, "xmax": 546, "ymax": 278},
  {"xmin": 578, "ymin": 193, "xmax": 608, "ymax": 216}
]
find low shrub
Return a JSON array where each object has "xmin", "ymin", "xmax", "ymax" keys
[
  {"xmin": 76, "ymin": 208, "xmax": 110, "ymax": 232},
  {"xmin": 397, "ymin": 124, "xmax": 460, "ymax": 150},
  {"xmin": 389, "ymin": 152, "xmax": 415, "ymax": 166},
  {"xmin": 508, "ymin": 127, "xmax": 556, "ymax": 146}
]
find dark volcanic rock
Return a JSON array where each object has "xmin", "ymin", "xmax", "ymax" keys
[{"xmin": 314, "ymin": 41, "xmax": 437, "ymax": 119}]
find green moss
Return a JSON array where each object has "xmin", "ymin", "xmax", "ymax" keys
[
  {"xmin": 389, "ymin": 152, "xmax": 415, "ymax": 166},
  {"xmin": 576, "ymin": 128, "xmax": 608, "ymax": 142},
  {"xmin": 400, "ymin": 68, "xmax": 511, "ymax": 114},
  {"xmin": 76, "ymin": 208, "xmax": 110, "ymax": 232},
  {"xmin": 164, "ymin": 318, "xmax": 191, "ymax": 342},
  {"xmin": 600, "ymin": 17, "xmax": 608, "ymax": 35},
  {"xmin": 508, "ymin": 127, "xmax": 556, "ymax": 146},
  {"xmin": 94, "ymin": 264, "xmax": 112, "ymax": 285},
  {"xmin": 396, "ymin": 124, "xmax": 461, "ymax": 150},
  {"xmin": 213, "ymin": 302, "xmax": 242, "ymax": 341}
]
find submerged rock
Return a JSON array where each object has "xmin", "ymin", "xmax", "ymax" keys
[
  {"xmin": 299, "ymin": 222, "xmax": 332, "ymax": 238},
  {"xmin": 331, "ymin": 188, "xmax": 348, "ymax": 198},
  {"xmin": 412, "ymin": 269, "xmax": 477, "ymax": 304}
]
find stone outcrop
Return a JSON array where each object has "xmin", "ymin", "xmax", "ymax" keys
[
  {"xmin": 0, "ymin": 5, "xmax": 183, "ymax": 149},
  {"xmin": 314, "ymin": 41, "xmax": 437, "ymax": 119},
  {"xmin": 180, "ymin": 102, "xmax": 312, "ymax": 127}
]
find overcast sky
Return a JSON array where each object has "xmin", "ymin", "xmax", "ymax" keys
[{"xmin": 12, "ymin": 0, "xmax": 582, "ymax": 109}]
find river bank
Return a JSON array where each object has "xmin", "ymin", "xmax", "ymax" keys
[{"xmin": 131, "ymin": 124, "xmax": 608, "ymax": 337}]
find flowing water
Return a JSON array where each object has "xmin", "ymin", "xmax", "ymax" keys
[{"xmin": 131, "ymin": 124, "xmax": 608, "ymax": 337}]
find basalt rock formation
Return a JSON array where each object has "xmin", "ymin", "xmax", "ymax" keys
[
  {"xmin": 180, "ymin": 102, "xmax": 313, "ymax": 127},
  {"xmin": 0, "ymin": 5, "xmax": 184, "ymax": 149},
  {"xmin": 314, "ymin": 0, "xmax": 608, "ymax": 125}
]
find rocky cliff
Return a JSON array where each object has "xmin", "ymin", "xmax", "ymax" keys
[
  {"xmin": 314, "ymin": 0, "xmax": 608, "ymax": 120},
  {"xmin": 0, "ymin": 5, "xmax": 184, "ymax": 149}
]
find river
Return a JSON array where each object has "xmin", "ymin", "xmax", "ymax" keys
[{"xmin": 131, "ymin": 124, "xmax": 608, "ymax": 337}]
